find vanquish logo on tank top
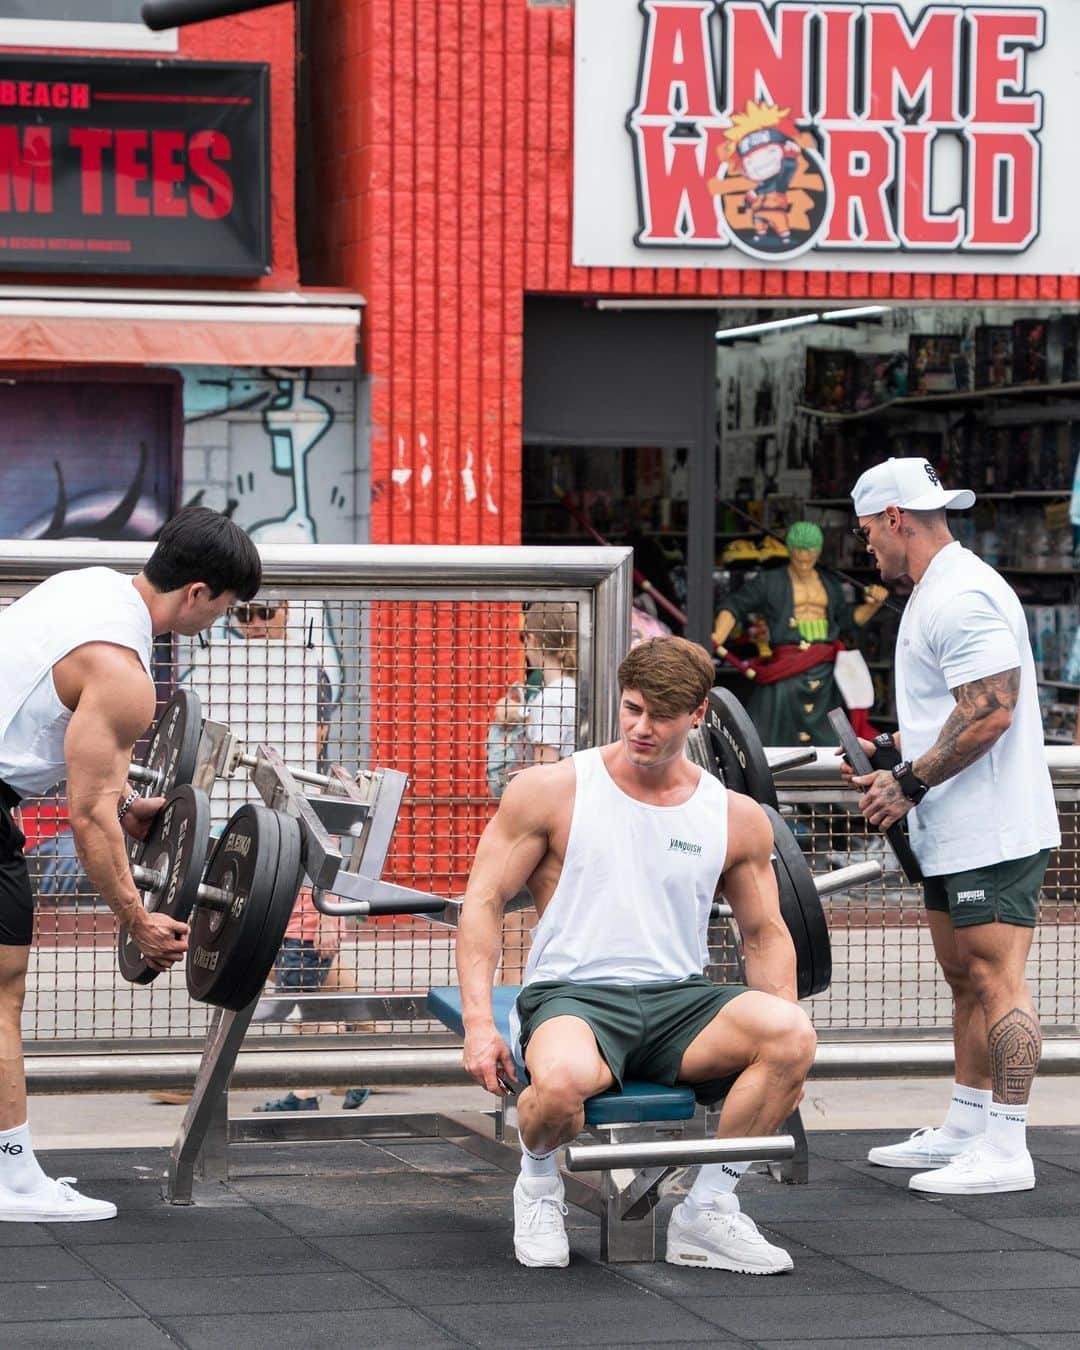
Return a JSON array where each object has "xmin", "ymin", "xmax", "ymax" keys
[{"xmin": 668, "ymin": 837, "xmax": 703, "ymax": 856}]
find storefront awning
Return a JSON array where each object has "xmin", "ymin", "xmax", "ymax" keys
[{"xmin": 0, "ymin": 297, "xmax": 362, "ymax": 367}]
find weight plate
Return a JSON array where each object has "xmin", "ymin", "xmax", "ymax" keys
[
  {"xmin": 827, "ymin": 707, "xmax": 924, "ymax": 884},
  {"xmin": 214, "ymin": 812, "xmax": 304, "ymax": 1012},
  {"xmin": 704, "ymin": 687, "xmax": 779, "ymax": 809},
  {"xmin": 185, "ymin": 803, "xmax": 282, "ymax": 1008},
  {"xmin": 133, "ymin": 688, "xmax": 203, "ymax": 800},
  {"xmin": 118, "ymin": 784, "xmax": 211, "ymax": 986},
  {"xmin": 762, "ymin": 803, "xmax": 832, "ymax": 999}
]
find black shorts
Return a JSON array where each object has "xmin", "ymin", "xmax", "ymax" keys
[{"xmin": 0, "ymin": 794, "xmax": 34, "ymax": 947}]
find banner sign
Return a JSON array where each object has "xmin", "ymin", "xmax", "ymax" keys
[
  {"xmin": 0, "ymin": 55, "xmax": 270, "ymax": 276},
  {"xmin": 574, "ymin": 0, "xmax": 1080, "ymax": 273}
]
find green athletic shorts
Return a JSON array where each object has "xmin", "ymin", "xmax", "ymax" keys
[
  {"xmin": 515, "ymin": 975, "xmax": 748, "ymax": 1089},
  {"xmin": 923, "ymin": 850, "xmax": 1050, "ymax": 929}
]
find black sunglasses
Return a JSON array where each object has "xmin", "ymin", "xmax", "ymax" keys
[
  {"xmin": 233, "ymin": 602, "xmax": 282, "ymax": 623},
  {"xmin": 850, "ymin": 512, "xmax": 886, "ymax": 547}
]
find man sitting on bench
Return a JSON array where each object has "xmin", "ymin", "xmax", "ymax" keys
[{"xmin": 456, "ymin": 636, "xmax": 815, "ymax": 1274}]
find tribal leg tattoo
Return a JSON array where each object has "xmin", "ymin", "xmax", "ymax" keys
[{"xmin": 987, "ymin": 1008, "xmax": 1041, "ymax": 1104}]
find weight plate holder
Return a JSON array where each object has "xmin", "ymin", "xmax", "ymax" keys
[
  {"xmin": 762, "ymin": 803, "xmax": 832, "ymax": 999},
  {"xmin": 118, "ymin": 784, "xmax": 211, "ymax": 986},
  {"xmin": 185, "ymin": 803, "xmax": 298, "ymax": 1010},
  {"xmin": 704, "ymin": 686, "xmax": 779, "ymax": 809},
  {"xmin": 129, "ymin": 688, "xmax": 203, "ymax": 799}
]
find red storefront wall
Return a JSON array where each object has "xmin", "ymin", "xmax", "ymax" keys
[
  {"xmin": 309, "ymin": 0, "xmax": 1080, "ymax": 551},
  {"xmin": 0, "ymin": 9, "xmax": 298, "ymax": 290}
]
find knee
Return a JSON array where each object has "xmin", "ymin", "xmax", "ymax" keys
[
  {"xmin": 527, "ymin": 1072, "xmax": 588, "ymax": 1126},
  {"xmin": 939, "ymin": 958, "xmax": 975, "ymax": 1002},
  {"xmin": 764, "ymin": 1007, "xmax": 817, "ymax": 1076}
]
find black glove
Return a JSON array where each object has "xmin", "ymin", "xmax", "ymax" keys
[{"xmin": 868, "ymin": 732, "xmax": 902, "ymax": 772}]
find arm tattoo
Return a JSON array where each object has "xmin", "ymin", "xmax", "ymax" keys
[
  {"xmin": 988, "ymin": 1008, "xmax": 1041, "ymax": 1105},
  {"xmin": 916, "ymin": 668, "xmax": 1020, "ymax": 786}
]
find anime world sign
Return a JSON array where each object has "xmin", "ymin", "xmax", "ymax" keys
[{"xmin": 573, "ymin": 0, "xmax": 1080, "ymax": 273}]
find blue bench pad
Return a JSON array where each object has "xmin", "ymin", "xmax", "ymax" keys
[{"xmin": 427, "ymin": 985, "xmax": 697, "ymax": 1125}]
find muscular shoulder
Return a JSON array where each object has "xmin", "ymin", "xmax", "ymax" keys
[
  {"xmin": 723, "ymin": 790, "xmax": 774, "ymax": 870},
  {"xmin": 54, "ymin": 642, "xmax": 156, "ymax": 738},
  {"xmin": 497, "ymin": 757, "xmax": 574, "ymax": 828}
]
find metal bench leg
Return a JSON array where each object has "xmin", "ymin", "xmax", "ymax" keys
[
  {"xmin": 600, "ymin": 1167, "xmax": 665, "ymax": 1262},
  {"xmin": 770, "ymin": 1106, "xmax": 809, "ymax": 1185}
]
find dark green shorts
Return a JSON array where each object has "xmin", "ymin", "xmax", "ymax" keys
[
  {"xmin": 515, "ymin": 975, "xmax": 748, "ymax": 1090},
  {"xmin": 923, "ymin": 850, "xmax": 1050, "ymax": 929}
]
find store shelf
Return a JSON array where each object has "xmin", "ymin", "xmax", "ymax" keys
[
  {"xmin": 1040, "ymin": 679, "xmax": 1080, "ymax": 691},
  {"xmin": 997, "ymin": 565, "xmax": 1078, "ymax": 576},
  {"xmin": 798, "ymin": 379, "xmax": 1080, "ymax": 423}
]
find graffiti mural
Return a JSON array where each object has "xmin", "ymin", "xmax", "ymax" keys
[{"xmin": 0, "ymin": 374, "xmax": 178, "ymax": 541}]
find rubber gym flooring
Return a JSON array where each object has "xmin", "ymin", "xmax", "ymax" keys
[{"xmin": 5, "ymin": 1128, "xmax": 1079, "ymax": 1348}]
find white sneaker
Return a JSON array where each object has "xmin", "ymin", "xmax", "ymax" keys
[
  {"xmin": 868, "ymin": 1126, "xmax": 978, "ymax": 1169},
  {"xmin": 513, "ymin": 1174, "xmax": 569, "ymax": 1268},
  {"xmin": 910, "ymin": 1140, "xmax": 1035, "ymax": 1195},
  {"xmin": 665, "ymin": 1201, "xmax": 793, "ymax": 1275},
  {"xmin": 0, "ymin": 1176, "xmax": 117, "ymax": 1223}
]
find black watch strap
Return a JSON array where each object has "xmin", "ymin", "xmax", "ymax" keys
[{"xmin": 891, "ymin": 760, "xmax": 928, "ymax": 804}]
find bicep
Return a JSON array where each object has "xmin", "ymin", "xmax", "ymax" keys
[
  {"xmin": 721, "ymin": 797, "xmax": 783, "ymax": 935},
  {"xmin": 951, "ymin": 667, "xmax": 1020, "ymax": 720},
  {"xmin": 465, "ymin": 792, "xmax": 549, "ymax": 908}
]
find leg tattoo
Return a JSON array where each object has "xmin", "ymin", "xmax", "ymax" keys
[{"xmin": 987, "ymin": 1008, "xmax": 1041, "ymax": 1105}]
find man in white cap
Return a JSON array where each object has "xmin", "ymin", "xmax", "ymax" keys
[{"xmin": 842, "ymin": 457, "xmax": 1059, "ymax": 1195}]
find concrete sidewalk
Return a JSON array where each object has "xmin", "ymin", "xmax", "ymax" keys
[{"xmin": 28, "ymin": 1076, "xmax": 1080, "ymax": 1151}]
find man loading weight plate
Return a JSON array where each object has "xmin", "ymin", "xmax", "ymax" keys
[
  {"xmin": 842, "ymin": 458, "xmax": 1059, "ymax": 1195},
  {"xmin": 457, "ymin": 636, "xmax": 815, "ymax": 1274},
  {"xmin": 0, "ymin": 507, "xmax": 261, "ymax": 1221}
]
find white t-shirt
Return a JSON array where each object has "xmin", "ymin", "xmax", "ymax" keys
[
  {"xmin": 525, "ymin": 675, "xmax": 577, "ymax": 761},
  {"xmin": 895, "ymin": 542, "xmax": 1059, "ymax": 875}
]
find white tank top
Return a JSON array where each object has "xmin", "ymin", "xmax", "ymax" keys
[
  {"xmin": 0, "ymin": 568, "xmax": 154, "ymax": 798},
  {"xmin": 522, "ymin": 747, "xmax": 729, "ymax": 986}
]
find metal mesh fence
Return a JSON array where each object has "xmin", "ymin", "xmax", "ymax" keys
[{"xmin": 6, "ymin": 559, "xmax": 1079, "ymax": 1050}]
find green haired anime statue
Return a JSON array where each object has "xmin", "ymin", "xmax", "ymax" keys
[{"xmin": 713, "ymin": 522, "xmax": 888, "ymax": 745}]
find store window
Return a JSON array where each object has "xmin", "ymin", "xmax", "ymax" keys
[
  {"xmin": 714, "ymin": 303, "xmax": 1080, "ymax": 741},
  {"xmin": 0, "ymin": 1, "xmax": 177, "ymax": 51}
]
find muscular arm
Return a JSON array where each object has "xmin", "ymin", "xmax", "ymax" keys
[
  {"xmin": 722, "ymin": 793, "xmax": 798, "ymax": 1003},
  {"xmin": 914, "ymin": 667, "xmax": 1019, "ymax": 786},
  {"xmin": 456, "ymin": 768, "xmax": 560, "ymax": 1090},
  {"xmin": 60, "ymin": 645, "xmax": 158, "ymax": 930}
]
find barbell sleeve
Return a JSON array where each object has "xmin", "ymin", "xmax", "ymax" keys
[
  {"xmin": 814, "ymin": 860, "xmax": 883, "ymax": 896},
  {"xmin": 131, "ymin": 863, "xmax": 231, "ymax": 913},
  {"xmin": 236, "ymin": 751, "xmax": 333, "ymax": 791},
  {"xmin": 565, "ymin": 1133, "xmax": 796, "ymax": 1172}
]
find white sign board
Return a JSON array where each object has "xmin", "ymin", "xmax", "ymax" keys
[{"xmin": 574, "ymin": 0, "xmax": 1080, "ymax": 274}]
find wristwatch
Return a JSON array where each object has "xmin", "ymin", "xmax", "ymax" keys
[{"xmin": 891, "ymin": 761, "xmax": 929, "ymax": 804}]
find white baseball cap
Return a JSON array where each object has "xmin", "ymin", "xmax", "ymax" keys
[{"xmin": 851, "ymin": 457, "xmax": 975, "ymax": 517}]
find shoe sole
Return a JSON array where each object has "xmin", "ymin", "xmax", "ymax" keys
[
  {"xmin": 867, "ymin": 1152, "xmax": 954, "ymax": 1169},
  {"xmin": 665, "ymin": 1242, "xmax": 793, "ymax": 1275},
  {"xmin": 514, "ymin": 1246, "xmax": 569, "ymax": 1268},
  {"xmin": 909, "ymin": 1176, "xmax": 1035, "ymax": 1195},
  {"xmin": 0, "ymin": 1207, "xmax": 117, "ymax": 1222}
]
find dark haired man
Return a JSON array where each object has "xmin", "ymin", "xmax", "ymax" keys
[
  {"xmin": 0, "ymin": 506, "xmax": 260, "ymax": 1221},
  {"xmin": 457, "ymin": 636, "xmax": 814, "ymax": 1273},
  {"xmin": 844, "ymin": 458, "xmax": 1059, "ymax": 1195}
]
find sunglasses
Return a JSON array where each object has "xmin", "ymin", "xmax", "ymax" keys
[
  {"xmin": 233, "ymin": 602, "xmax": 282, "ymax": 623},
  {"xmin": 850, "ymin": 512, "xmax": 886, "ymax": 547}
]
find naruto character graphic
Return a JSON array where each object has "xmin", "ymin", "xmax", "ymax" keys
[{"xmin": 708, "ymin": 101, "xmax": 831, "ymax": 261}]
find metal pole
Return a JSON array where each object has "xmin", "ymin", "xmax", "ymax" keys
[
  {"xmin": 142, "ymin": 0, "xmax": 289, "ymax": 30},
  {"xmin": 566, "ymin": 1133, "xmax": 796, "ymax": 1172}
]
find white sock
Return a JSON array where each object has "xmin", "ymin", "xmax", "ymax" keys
[
  {"xmin": 0, "ymin": 1122, "xmax": 50, "ymax": 1195},
  {"xmin": 941, "ymin": 1083, "xmax": 992, "ymax": 1140},
  {"xmin": 519, "ymin": 1142, "xmax": 559, "ymax": 1181},
  {"xmin": 985, "ymin": 1101, "xmax": 1028, "ymax": 1158},
  {"xmin": 685, "ymin": 1160, "xmax": 749, "ymax": 1215}
]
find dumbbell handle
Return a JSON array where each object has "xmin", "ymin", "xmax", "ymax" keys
[{"xmin": 131, "ymin": 863, "xmax": 232, "ymax": 914}]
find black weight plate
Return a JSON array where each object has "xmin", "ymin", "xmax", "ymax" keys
[
  {"xmin": 215, "ymin": 812, "xmax": 304, "ymax": 1012},
  {"xmin": 186, "ymin": 803, "xmax": 281, "ymax": 1008},
  {"xmin": 704, "ymin": 687, "xmax": 779, "ymax": 809},
  {"xmin": 827, "ymin": 707, "xmax": 924, "ymax": 884},
  {"xmin": 762, "ymin": 803, "xmax": 832, "ymax": 999},
  {"xmin": 134, "ymin": 688, "xmax": 203, "ymax": 800},
  {"xmin": 118, "ymin": 785, "xmax": 211, "ymax": 986}
]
